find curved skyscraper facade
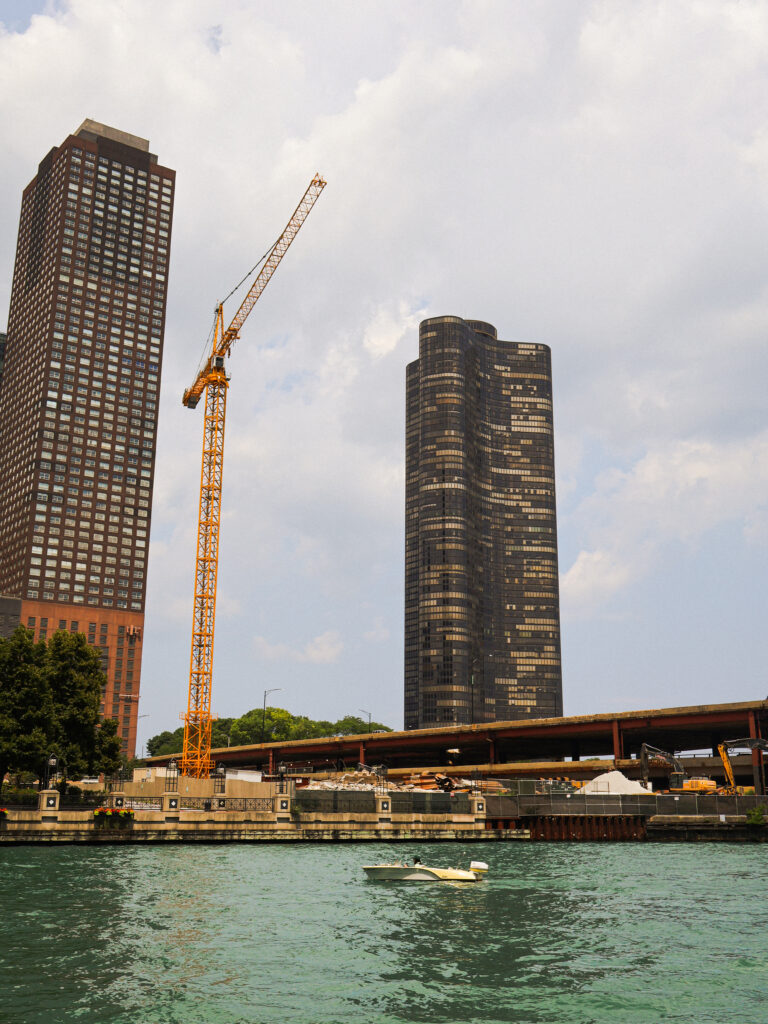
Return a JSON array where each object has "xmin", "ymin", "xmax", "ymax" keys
[{"xmin": 405, "ymin": 316, "xmax": 562, "ymax": 730}]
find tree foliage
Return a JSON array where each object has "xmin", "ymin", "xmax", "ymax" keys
[
  {"xmin": 146, "ymin": 707, "xmax": 392, "ymax": 756},
  {"xmin": 0, "ymin": 627, "xmax": 118, "ymax": 791},
  {"xmin": 95, "ymin": 717, "xmax": 123, "ymax": 778},
  {"xmin": 0, "ymin": 628, "xmax": 53, "ymax": 791},
  {"xmin": 146, "ymin": 718, "xmax": 234, "ymax": 758},
  {"xmin": 46, "ymin": 631, "xmax": 103, "ymax": 781}
]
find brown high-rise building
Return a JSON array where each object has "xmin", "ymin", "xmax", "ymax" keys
[
  {"xmin": 404, "ymin": 316, "xmax": 563, "ymax": 730},
  {"xmin": 0, "ymin": 120, "xmax": 175, "ymax": 758}
]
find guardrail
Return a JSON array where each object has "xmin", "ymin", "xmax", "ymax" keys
[
  {"xmin": 176, "ymin": 796, "xmax": 274, "ymax": 812},
  {"xmin": 224, "ymin": 797, "xmax": 274, "ymax": 812},
  {"xmin": 123, "ymin": 798, "xmax": 162, "ymax": 811}
]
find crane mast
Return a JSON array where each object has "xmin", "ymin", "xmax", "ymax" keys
[{"xmin": 180, "ymin": 174, "xmax": 326, "ymax": 778}]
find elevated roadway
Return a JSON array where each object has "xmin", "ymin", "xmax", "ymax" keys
[{"xmin": 148, "ymin": 699, "xmax": 768, "ymax": 792}]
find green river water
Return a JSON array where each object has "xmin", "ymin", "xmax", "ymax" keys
[{"xmin": 1, "ymin": 841, "xmax": 766, "ymax": 1024}]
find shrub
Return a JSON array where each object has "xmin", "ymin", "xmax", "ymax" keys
[
  {"xmin": 745, "ymin": 805, "xmax": 766, "ymax": 827},
  {"xmin": 60, "ymin": 786, "xmax": 105, "ymax": 807},
  {"xmin": 2, "ymin": 787, "xmax": 38, "ymax": 807}
]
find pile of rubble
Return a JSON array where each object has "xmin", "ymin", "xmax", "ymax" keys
[
  {"xmin": 303, "ymin": 770, "xmax": 382, "ymax": 792},
  {"xmin": 303, "ymin": 769, "xmax": 477, "ymax": 792}
]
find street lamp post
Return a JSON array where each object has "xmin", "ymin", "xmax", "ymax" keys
[
  {"xmin": 136, "ymin": 714, "xmax": 149, "ymax": 759},
  {"xmin": 261, "ymin": 688, "xmax": 282, "ymax": 744},
  {"xmin": 44, "ymin": 753, "xmax": 58, "ymax": 790},
  {"xmin": 359, "ymin": 708, "xmax": 372, "ymax": 729}
]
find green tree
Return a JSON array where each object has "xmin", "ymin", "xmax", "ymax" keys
[
  {"xmin": 144, "ymin": 718, "xmax": 236, "ymax": 758},
  {"xmin": 0, "ymin": 627, "xmax": 124, "ymax": 789},
  {"xmin": 147, "ymin": 706, "xmax": 394, "ymax": 755},
  {"xmin": 266, "ymin": 707, "xmax": 299, "ymax": 742},
  {"xmin": 46, "ymin": 631, "xmax": 106, "ymax": 783},
  {"xmin": 0, "ymin": 628, "xmax": 54, "ymax": 795},
  {"xmin": 96, "ymin": 717, "xmax": 123, "ymax": 777},
  {"xmin": 333, "ymin": 714, "xmax": 390, "ymax": 735},
  {"xmin": 211, "ymin": 718, "xmax": 235, "ymax": 750},
  {"xmin": 229, "ymin": 706, "xmax": 317, "ymax": 745},
  {"xmin": 229, "ymin": 707, "xmax": 268, "ymax": 746},
  {"xmin": 146, "ymin": 728, "xmax": 183, "ymax": 757}
]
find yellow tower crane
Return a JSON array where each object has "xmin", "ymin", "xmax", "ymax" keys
[{"xmin": 180, "ymin": 174, "xmax": 326, "ymax": 778}]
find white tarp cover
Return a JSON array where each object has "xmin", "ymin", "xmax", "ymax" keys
[{"xmin": 581, "ymin": 770, "xmax": 651, "ymax": 795}]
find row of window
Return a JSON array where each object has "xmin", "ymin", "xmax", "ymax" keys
[{"xmin": 25, "ymin": 605, "xmax": 142, "ymax": 750}]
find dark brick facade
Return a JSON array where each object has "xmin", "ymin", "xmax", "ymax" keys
[{"xmin": 0, "ymin": 121, "xmax": 174, "ymax": 757}]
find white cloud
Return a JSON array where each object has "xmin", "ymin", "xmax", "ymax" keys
[
  {"xmin": 561, "ymin": 432, "xmax": 768, "ymax": 614},
  {"xmin": 560, "ymin": 549, "xmax": 638, "ymax": 612},
  {"xmin": 363, "ymin": 617, "xmax": 390, "ymax": 644},
  {"xmin": 363, "ymin": 302, "xmax": 426, "ymax": 360},
  {"xmin": 253, "ymin": 630, "xmax": 343, "ymax": 665}
]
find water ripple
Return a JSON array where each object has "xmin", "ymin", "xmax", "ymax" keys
[{"xmin": 1, "ymin": 842, "xmax": 766, "ymax": 1023}]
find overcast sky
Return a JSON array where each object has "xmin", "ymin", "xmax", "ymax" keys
[{"xmin": 1, "ymin": 0, "xmax": 767, "ymax": 751}]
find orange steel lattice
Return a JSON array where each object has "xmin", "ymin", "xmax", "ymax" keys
[
  {"xmin": 180, "ymin": 174, "xmax": 326, "ymax": 778},
  {"xmin": 182, "ymin": 174, "xmax": 327, "ymax": 410}
]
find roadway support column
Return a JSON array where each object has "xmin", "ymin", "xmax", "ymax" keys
[
  {"xmin": 748, "ymin": 711, "xmax": 765, "ymax": 794},
  {"xmin": 359, "ymin": 741, "xmax": 366, "ymax": 767},
  {"xmin": 612, "ymin": 720, "xmax": 623, "ymax": 761}
]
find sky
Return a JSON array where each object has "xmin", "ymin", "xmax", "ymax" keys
[{"xmin": 1, "ymin": 0, "xmax": 767, "ymax": 753}]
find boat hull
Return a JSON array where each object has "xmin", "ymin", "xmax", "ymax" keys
[{"xmin": 363, "ymin": 864, "xmax": 479, "ymax": 882}]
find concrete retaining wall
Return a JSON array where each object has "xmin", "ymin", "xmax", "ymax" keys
[{"xmin": 0, "ymin": 799, "xmax": 492, "ymax": 844}]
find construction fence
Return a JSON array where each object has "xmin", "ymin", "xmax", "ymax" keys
[{"xmin": 484, "ymin": 792, "xmax": 768, "ymax": 819}]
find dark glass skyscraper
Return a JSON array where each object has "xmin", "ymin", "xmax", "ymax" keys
[
  {"xmin": 0, "ymin": 120, "xmax": 174, "ymax": 757},
  {"xmin": 404, "ymin": 316, "xmax": 563, "ymax": 730}
]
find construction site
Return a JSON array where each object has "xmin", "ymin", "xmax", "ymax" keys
[{"xmin": 2, "ymin": 697, "xmax": 767, "ymax": 844}]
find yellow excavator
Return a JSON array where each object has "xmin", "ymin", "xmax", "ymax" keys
[
  {"xmin": 639, "ymin": 743, "xmax": 717, "ymax": 793},
  {"xmin": 716, "ymin": 738, "xmax": 768, "ymax": 795}
]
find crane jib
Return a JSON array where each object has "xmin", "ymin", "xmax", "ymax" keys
[{"xmin": 183, "ymin": 174, "xmax": 326, "ymax": 406}]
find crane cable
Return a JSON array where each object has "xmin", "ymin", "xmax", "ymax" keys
[
  {"xmin": 219, "ymin": 237, "xmax": 278, "ymax": 307},
  {"xmin": 191, "ymin": 239, "xmax": 278, "ymax": 381}
]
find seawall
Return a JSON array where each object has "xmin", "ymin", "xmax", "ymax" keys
[{"xmin": 1, "ymin": 787, "xmax": 766, "ymax": 843}]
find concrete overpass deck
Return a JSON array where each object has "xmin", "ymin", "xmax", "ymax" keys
[{"xmin": 149, "ymin": 699, "xmax": 768, "ymax": 791}]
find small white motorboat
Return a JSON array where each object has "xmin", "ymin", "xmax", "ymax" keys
[{"xmin": 363, "ymin": 858, "xmax": 488, "ymax": 882}]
